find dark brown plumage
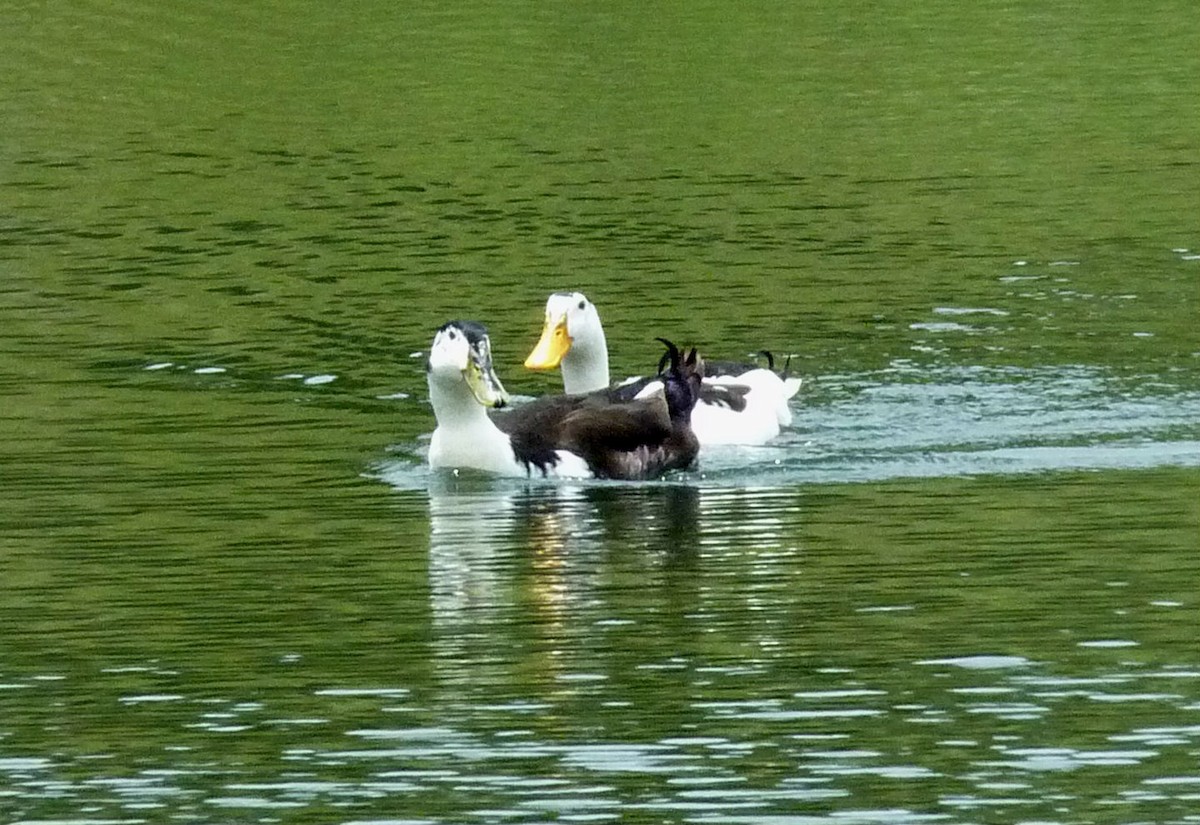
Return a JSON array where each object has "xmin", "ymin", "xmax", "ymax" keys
[{"xmin": 492, "ymin": 340, "xmax": 704, "ymax": 480}]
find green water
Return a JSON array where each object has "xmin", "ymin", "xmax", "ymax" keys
[{"xmin": 3, "ymin": 1, "xmax": 1199, "ymax": 822}]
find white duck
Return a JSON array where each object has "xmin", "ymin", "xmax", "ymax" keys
[
  {"xmin": 426, "ymin": 320, "xmax": 703, "ymax": 479},
  {"xmin": 523, "ymin": 292, "xmax": 801, "ymax": 446}
]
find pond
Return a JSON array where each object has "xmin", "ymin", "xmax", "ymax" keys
[{"xmin": 2, "ymin": 1, "xmax": 1198, "ymax": 823}]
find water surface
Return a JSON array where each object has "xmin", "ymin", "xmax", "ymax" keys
[{"xmin": 2, "ymin": 1, "xmax": 1198, "ymax": 823}]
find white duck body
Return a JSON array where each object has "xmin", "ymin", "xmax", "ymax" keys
[
  {"xmin": 525, "ymin": 292, "xmax": 800, "ymax": 447},
  {"xmin": 426, "ymin": 322, "xmax": 590, "ymax": 478},
  {"xmin": 706, "ymin": 368, "xmax": 799, "ymax": 427},
  {"xmin": 426, "ymin": 321, "xmax": 701, "ymax": 480},
  {"xmin": 427, "ymin": 381, "xmax": 592, "ymax": 478},
  {"xmin": 691, "ymin": 369, "xmax": 789, "ymax": 445}
]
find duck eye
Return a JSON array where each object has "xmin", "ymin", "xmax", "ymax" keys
[
  {"xmin": 448, "ymin": 330, "xmax": 457, "ymax": 340},
  {"xmin": 577, "ymin": 300, "xmax": 586, "ymax": 310}
]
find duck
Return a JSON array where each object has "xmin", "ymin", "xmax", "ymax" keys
[
  {"xmin": 426, "ymin": 320, "xmax": 703, "ymax": 480},
  {"xmin": 523, "ymin": 291, "xmax": 802, "ymax": 446}
]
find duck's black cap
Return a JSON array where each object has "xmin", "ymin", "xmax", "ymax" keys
[{"xmin": 437, "ymin": 320, "xmax": 491, "ymax": 346}]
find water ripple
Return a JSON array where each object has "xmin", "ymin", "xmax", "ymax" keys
[{"xmin": 379, "ymin": 364, "xmax": 1200, "ymax": 490}]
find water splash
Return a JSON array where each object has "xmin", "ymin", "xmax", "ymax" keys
[{"xmin": 378, "ymin": 364, "xmax": 1200, "ymax": 489}]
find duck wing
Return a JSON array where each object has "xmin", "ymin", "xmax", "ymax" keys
[
  {"xmin": 491, "ymin": 394, "xmax": 585, "ymax": 474},
  {"xmin": 559, "ymin": 392, "xmax": 672, "ymax": 454},
  {"xmin": 491, "ymin": 391, "xmax": 674, "ymax": 477},
  {"xmin": 563, "ymin": 389, "xmax": 702, "ymax": 480},
  {"xmin": 706, "ymin": 351, "xmax": 799, "ymax": 392},
  {"xmin": 601, "ymin": 375, "xmax": 660, "ymax": 403},
  {"xmin": 586, "ymin": 422, "xmax": 698, "ymax": 480},
  {"xmin": 697, "ymin": 382, "xmax": 750, "ymax": 412},
  {"xmin": 594, "ymin": 373, "xmax": 748, "ymax": 411}
]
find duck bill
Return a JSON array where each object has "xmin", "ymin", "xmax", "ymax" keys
[
  {"xmin": 524, "ymin": 318, "xmax": 571, "ymax": 370},
  {"xmin": 465, "ymin": 358, "xmax": 509, "ymax": 408}
]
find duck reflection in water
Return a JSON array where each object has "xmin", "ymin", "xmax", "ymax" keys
[
  {"xmin": 423, "ymin": 477, "xmax": 801, "ymax": 693},
  {"xmin": 425, "ymin": 479, "xmax": 700, "ymax": 689},
  {"xmin": 427, "ymin": 479, "xmax": 701, "ymax": 622}
]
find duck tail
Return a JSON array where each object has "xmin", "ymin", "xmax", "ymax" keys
[
  {"xmin": 655, "ymin": 337, "xmax": 682, "ymax": 373},
  {"xmin": 774, "ymin": 352, "xmax": 803, "ymax": 399}
]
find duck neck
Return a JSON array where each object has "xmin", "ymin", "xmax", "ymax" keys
[
  {"xmin": 561, "ymin": 327, "xmax": 610, "ymax": 394},
  {"xmin": 428, "ymin": 372, "xmax": 500, "ymax": 434}
]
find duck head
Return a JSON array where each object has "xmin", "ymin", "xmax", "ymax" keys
[
  {"xmin": 427, "ymin": 320, "xmax": 510, "ymax": 408},
  {"xmin": 524, "ymin": 291, "xmax": 607, "ymax": 373},
  {"xmin": 656, "ymin": 338, "xmax": 704, "ymax": 421}
]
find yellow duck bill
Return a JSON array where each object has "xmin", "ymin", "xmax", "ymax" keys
[
  {"xmin": 524, "ymin": 318, "xmax": 571, "ymax": 370},
  {"xmin": 464, "ymin": 358, "xmax": 509, "ymax": 408}
]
